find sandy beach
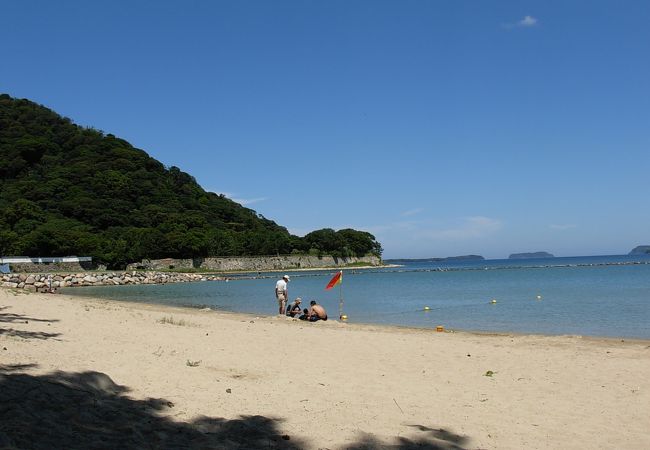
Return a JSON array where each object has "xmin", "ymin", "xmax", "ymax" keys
[{"xmin": 1, "ymin": 288, "xmax": 649, "ymax": 449}]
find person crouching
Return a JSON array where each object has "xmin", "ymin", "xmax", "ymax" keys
[{"xmin": 307, "ymin": 300, "xmax": 328, "ymax": 322}]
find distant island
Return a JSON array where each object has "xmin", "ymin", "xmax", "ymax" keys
[
  {"xmin": 385, "ymin": 255, "xmax": 485, "ymax": 264},
  {"xmin": 509, "ymin": 252, "xmax": 555, "ymax": 259},
  {"xmin": 629, "ymin": 245, "xmax": 650, "ymax": 255}
]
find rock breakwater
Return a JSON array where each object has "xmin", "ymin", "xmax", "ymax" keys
[{"xmin": 1, "ymin": 272, "xmax": 224, "ymax": 293}]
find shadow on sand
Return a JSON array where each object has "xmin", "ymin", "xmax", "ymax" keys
[
  {"xmin": 0, "ymin": 368, "xmax": 308, "ymax": 449},
  {"xmin": 0, "ymin": 307, "xmax": 469, "ymax": 449},
  {"xmin": 343, "ymin": 425, "xmax": 469, "ymax": 449},
  {"xmin": 0, "ymin": 367, "xmax": 469, "ymax": 449},
  {"xmin": 0, "ymin": 307, "xmax": 61, "ymax": 340}
]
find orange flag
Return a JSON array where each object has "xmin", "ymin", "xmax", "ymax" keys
[{"xmin": 325, "ymin": 270, "xmax": 342, "ymax": 290}]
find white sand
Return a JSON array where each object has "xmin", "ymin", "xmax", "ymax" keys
[{"xmin": 1, "ymin": 288, "xmax": 649, "ymax": 449}]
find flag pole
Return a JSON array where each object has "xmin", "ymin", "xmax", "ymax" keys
[{"xmin": 338, "ymin": 270, "xmax": 344, "ymax": 319}]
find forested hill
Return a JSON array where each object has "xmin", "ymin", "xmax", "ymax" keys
[{"xmin": 0, "ymin": 95, "xmax": 381, "ymax": 268}]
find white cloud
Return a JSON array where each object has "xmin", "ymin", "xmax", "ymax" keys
[
  {"xmin": 205, "ymin": 189, "xmax": 267, "ymax": 206},
  {"xmin": 550, "ymin": 224, "xmax": 577, "ymax": 230},
  {"xmin": 518, "ymin": 15, "xmax": 538, "ymax": 27},
  {"xmin": 360, "ymin": 216, "xmax": 502, "ymax": 241},
  {"xmin": 418, "ymin": 216, "xmax": 502, "ymax": 240},
  {"xmin": 503, "ymin": 15, "xmax": 539, "ymax": 29},
  {"xmin": 232, "ymin": 197, "xmax": 267, "ymax": 206},
  {"xmin": 362, "ymin": 216, "xmax": 503, "ymax": 258},
  {"xmin": 401, "ymin": 208, "xmax": 424, "ymax": 217}
]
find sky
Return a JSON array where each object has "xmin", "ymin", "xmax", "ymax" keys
[{"xmin": 2, "ymin": 1, "xmax": 649, "ymax": 259}]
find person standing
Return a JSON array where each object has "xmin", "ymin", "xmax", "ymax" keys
[{"xmin": 275, "ymin": 274, "xmax": 290, "ymax": 315}]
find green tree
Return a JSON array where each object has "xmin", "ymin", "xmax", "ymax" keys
[{"xmin": 0, "ymin": 94, "xmax": 383, "ymax": 268}]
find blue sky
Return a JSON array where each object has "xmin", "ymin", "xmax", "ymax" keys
[{"xmin": 2, "ymin": 1, "xmax": 649, "ymax": 259}]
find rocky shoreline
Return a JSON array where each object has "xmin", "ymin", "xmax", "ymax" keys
[{"xmin": 0, "ymin": 271, "xmax": 224, "ymax": 293}]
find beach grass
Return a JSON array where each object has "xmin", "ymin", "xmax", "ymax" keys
[{"xmin": 156, "ymin": 316, "xmax": 194, "ymax": 327}]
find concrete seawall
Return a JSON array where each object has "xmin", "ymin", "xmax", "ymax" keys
[
  {"xmin": 3, "ymin": 255, "xmax": 381, "ymax": 275},
  {"xmin": 126, "ymin": 255, "xmax": 381, "ymax": 271},
  {"xmin": 1, "ymin": 255, "xmax": 382, "ymax": 292}
]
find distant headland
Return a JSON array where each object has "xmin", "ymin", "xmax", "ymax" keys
[
  {"xmin": 0, "ymin": 95, "xmax": 382, "ymax": 270},
  {"xmin": 629, "ymin": 245, "xmax": 650, "ymax": 255},
  {"xmin": 508, "ymin": 252, "xmax": 555, "ymax": 259},
  {"xmin": 385, "ymin": 255, "xmax": 485, "ymax": 264}
]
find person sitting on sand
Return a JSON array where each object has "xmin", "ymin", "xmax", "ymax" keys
[
  {"xmin": 307, "ymin": 300, "xmax": 328, "ymax": 322},
  {"xmin": 286, "ymin": 297, "xmax": 302, "ymax": 317}
]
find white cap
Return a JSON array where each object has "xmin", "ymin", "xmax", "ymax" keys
[{"xmin": 283, "ymin": 275, "xmax": 290, "ymax": 281}]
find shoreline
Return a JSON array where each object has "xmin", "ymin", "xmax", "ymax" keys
[
  {"xmin": 63, "ymin": 286, "xmax": 650, "ymax": 342},
  {"xmin": 40, "ymin": 288, "xmax": 650, "ymax": 347},
  {"xmin": 89, "ymin": 292, "xmax": 650, "ymax": 344},
  {"xmin": 2, "ymin": 289, "xmax": 650, "ymax": 449}
]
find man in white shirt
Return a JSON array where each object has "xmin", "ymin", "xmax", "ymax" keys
[{"xmin": 275, "ymin": 275, "xmax": 290, "ymax": 315}]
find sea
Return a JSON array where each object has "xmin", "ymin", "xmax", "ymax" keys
[{"xmin": 63, "ymin": 254, "xmax": 650, "ymax": 339}]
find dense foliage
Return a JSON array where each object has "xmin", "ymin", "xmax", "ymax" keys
[{"xmin": 0, "ymin": 94, "xmax": 382, "ymax": 268}]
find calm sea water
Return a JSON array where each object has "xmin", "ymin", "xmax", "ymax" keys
[{"xmin": 63, "ymin": 255, "xmax": 650, "ymax": 339}]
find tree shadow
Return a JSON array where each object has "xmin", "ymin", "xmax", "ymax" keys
[
  {"xmin": 192, "ymin": 257, "xmax": 205, "ymax": 269},
  {"xmin": 0, "ymin": 311, "xmax": 60, "ymax": 324},
  {"xmin": 0, "ymin": 368, "xmax": 307, "ymax": 449},
  {"xmin": 343, "ymin": 424, "xmax": 469, "ymax": 450},
  {"xmin": 0, "ymin": 308, "xmax": 61, "ymax": 340},
  {"xmin": 0, "ymin": 328, "xmax": 61, "ymax": 340},
  {"xmin": 0, "ymin": 363, "xmax": 38, "ymax": 372},
  {"xmin": 0, "ymin": 366, "xmax": 471, "ymax": 449}
]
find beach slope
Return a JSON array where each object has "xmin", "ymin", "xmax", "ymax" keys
[{"xmin": 1, "ymin": 289, "xmax": 649, "ymax": 449}]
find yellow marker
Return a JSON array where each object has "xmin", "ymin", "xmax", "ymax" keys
[
  {"xmin": 340, "ymin": 314, "xmax": 348, "ymax": 320},
  {"xmin": 491, "ymin": 299, "xmax": 497, "ymax": 304},
  {"xmin": 424, "ymin": 306, "xmax": 431, "ymax": 311}
]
